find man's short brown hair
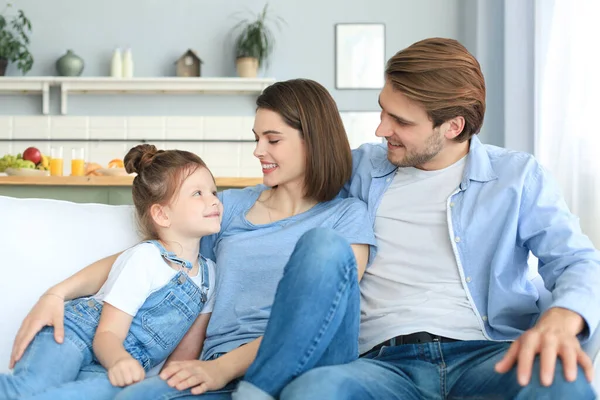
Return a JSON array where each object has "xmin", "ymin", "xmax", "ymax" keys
[{"xmin": 386, "ymin": 38, "xmax": 486, "ymax": 142}]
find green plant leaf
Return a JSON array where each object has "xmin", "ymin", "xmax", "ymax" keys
[{"xmin": 0, "ymin": 7, "xmax": 33, "ymax": 73}]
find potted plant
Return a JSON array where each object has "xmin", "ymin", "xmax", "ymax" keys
[
  {"xmin": 230, "ymin": 3, "xmax": 284, "ymax": 78},
  {"xmin": 0, "ymin": 4, "xmax": 33, "ymax": 76}
]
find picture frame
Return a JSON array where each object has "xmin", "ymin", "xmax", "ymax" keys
[{"xmin": 335, "ymin": 23, "xmax": 385, "ymax": 90}]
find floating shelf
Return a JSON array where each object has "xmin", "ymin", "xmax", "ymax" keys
[{"xmin": 0, "ymin": 77, "xmax": 276, "ymax": 115}]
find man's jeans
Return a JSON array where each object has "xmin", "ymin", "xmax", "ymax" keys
[{"xmin": 279, "ymin": 339, "xmax": 595, "ymax": 399}]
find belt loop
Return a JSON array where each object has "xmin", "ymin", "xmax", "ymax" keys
[{"xmin": 390, "ymin": 337, "xmax": 396, "ymax": 347}]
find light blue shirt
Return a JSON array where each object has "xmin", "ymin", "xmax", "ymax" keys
[
  {"xmin": 200, "ymin": 185, "xmax": 376, "ymax": 359},
  {"xmin": 342, "ymin": 136, "xmax": 600, "ymax": 341}
]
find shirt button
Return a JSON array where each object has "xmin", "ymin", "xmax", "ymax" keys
[
  {"xmin": 450, "ymin": 202, "xmax": 455, "ymax": 207},
  {"xmin": 455, "ymin": 236, "xmax": 461, "ymax": 243},
  {"xmin": 482, "ymin": 315, "xmax": 488, "ymax": 322},
  {"xmin": 466, "ymin": 276, "xmax": 472, "ymax": 283},
  {"xmin": 386, "ymin": 177, "xmax": 391, "ymax": 182}
]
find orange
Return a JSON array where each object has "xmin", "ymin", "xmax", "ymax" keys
[{"xmin": 108, "ymin": 159, "xmax": 124, "ymax": 168}]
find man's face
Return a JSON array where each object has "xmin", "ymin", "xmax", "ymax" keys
[{"xmin": 376, "ymin": 82, "xmax": 447, "ymax": 169}]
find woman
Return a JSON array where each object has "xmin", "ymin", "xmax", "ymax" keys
[{"xmin": 10, "ymin": 79, "xmax": 375, "ymax": 400}]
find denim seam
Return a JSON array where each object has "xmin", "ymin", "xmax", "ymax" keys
[
  {"xmin": 293, "ymin": 253, "xmax": 357, "ymax": 375},
  {"xmin": 437, "ymin": 341, "xmax": 447, "ymax": 399}
]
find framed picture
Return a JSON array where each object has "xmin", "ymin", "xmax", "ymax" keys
[{"xmin": 335, "ymin": 23, "xmax": 385, "ymax": 90}]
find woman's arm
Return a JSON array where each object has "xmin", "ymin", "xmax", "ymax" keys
[
  {"xmin": 351, "ymin": 244, "xmax": 369, "ymax": 280},
  {"xmin": 9, "ymin": 252, "xmax": 121, "ymax": 369},
  {"xmin": 162, "ymin": 313, "xmax": 211, "ymax": 368},
  {"xmin": 159, "ymin": 337, "xmax": 263, "ymax": 395}
]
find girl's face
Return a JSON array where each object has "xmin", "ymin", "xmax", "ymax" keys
[
  {"xmin": 252, "ymin": 108, "xmax": 307, "ymax": 188},
  {"xmin": 166, "ymin": 167, "xmax": 223, "ymax": 238}
]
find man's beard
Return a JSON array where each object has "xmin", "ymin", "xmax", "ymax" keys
[{"xmin": 388, "ymin": 130, "xmax": 444, "ymax": 168}]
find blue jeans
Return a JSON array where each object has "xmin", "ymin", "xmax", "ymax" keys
[
  {"xmin": 0, "ymin": 329, "xmax": 122, "ymax": 400},
  {"xmin": 115, "ymin": 375, "xmax": 237, "ymax": 399},
  {"xmin": 233, "ymin": 227, "xmax": 360, "ymax": 399},
  {"xmin": 279, "ymin": 340, "xmax": 596, "ymax": 399}
]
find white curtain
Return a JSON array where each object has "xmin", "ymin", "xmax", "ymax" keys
[{"xmin": 535, "ymin": 0, "xmax": 600, "ymax": 247}]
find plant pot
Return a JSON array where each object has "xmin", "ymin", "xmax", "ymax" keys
[
  {"xmin": 0, "ymin": 58, "xmax": 7, "ymax": 76},
  {"xmin": 236, "ymin": 57, "xmax": 259, "ymax": 78}
]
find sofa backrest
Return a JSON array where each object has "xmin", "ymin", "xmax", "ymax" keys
[{"xmin": 0, "ymin": 196, "xmax": 140, "ymax": 372}]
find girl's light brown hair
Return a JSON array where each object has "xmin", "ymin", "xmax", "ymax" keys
[
  {"xmin": 386, "ymin": 38, "xmax": 486, "ymax": 142},
  {"xmin": 256, "ymin": 79, "xmax": 352, "ymax": 202},
  {"xmin": 124, "ymin": 144, "xmax": 210, "ymax": 239}
]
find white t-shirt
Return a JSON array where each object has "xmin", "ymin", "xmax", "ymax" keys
[
  {"xmin": 359, "ymin": 156, "xmax": 486, "ymax": 354},
  {"xmin": 93, "ymin": 242, "xmax": 216, "ymax": 317}
]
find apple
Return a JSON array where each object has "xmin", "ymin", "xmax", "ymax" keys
[{"xmin": 22, "ymin": 147, "xmax": 42, "ymax": 165}]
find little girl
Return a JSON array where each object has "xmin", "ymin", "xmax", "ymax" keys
[{"xmin": 0, "ymin": 144, "xmax": 222, "ymax": 400}]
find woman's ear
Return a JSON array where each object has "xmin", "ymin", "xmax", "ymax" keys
[{"xmin": 150, "ymin": 204, "xmax": 171, "ymax": 229}]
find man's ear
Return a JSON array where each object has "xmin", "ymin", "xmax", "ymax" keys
[
  {"xmin": 443, "ymin": 116, "xmax": 466, "ymax": 140},
  {"xmin": 150, "ymin": 204, "xmax": 171, "ymax": 229}
]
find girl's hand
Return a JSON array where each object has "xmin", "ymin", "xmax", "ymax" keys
[
  {"xmin": 160, "ymin": 359, "xmax": 230, "ymax": 395},
  {"xmin": 10, "ymin": 292, "xmax": 65, "ymax": 369},
  {"xmin": 108, "ymin": 357, "xmax": 146, "ymax": 387}
]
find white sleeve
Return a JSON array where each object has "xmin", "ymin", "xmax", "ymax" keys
[
  {"xmin": 101, "ymin": 243, "xmax": 159, "ymax": 317},
  {"xmin": 200, "ymin": 259, "xmax": 217, "ymax": 314}
]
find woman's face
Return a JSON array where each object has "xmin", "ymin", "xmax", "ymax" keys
[{"xmin": 252, "ymin": 108, "xmax": 306, "ymax": 188}]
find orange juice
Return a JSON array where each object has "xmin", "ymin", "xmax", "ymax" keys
[
  {"xmin": 49, "ymin": 158, "xmax": 64, "ymax": 176},
  {"xmin": 71, "ymin": 159, "xmax": 85, "ymax": 176}
]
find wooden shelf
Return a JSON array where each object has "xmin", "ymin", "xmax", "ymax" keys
[
  {"xmin": 0, "ymin": 175, "xmax": 262, "ymax": 187},
  {"xmin": 0, "ymin": 77, "xmax": 276, "ymax": 115}
]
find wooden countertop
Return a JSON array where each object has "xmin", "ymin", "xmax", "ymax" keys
[{"xmin": 0, "ymin": 176, "xmax": 262, "ymax": 187}]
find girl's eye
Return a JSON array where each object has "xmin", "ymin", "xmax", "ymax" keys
[
  {"xmin": 212, "ymin": 191, "xmax": 218, "ymax": 196},
  {"xmin": 193, "ymin": 191, "xmax": 202, "ymax": 196}
]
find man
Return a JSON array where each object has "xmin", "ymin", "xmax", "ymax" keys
[{"xmin": 279, "ymin": 38, "xmax": 600, "ymax": 399}]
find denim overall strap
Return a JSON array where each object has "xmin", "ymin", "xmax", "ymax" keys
[{"xmin": 145, "ymin": 240, "xmax": 210, "ymax": 303}]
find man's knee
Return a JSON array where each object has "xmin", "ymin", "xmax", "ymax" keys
[
  {"xmin": 518, "ymin": 359, "xmax": 595, "ymax": 400},
  {"xmin": 280, "ymin": 366, "xmax": 355, "ymax": 400}
]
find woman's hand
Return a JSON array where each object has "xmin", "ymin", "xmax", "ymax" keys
[
  {"xmin": 159, "ymin": 359, "xmax": 230, "ymax": 395},
  {"xmin": 9, "ymin": 292, "xmax": 65, "ymax": 369}
]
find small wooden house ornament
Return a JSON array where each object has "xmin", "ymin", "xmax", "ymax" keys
[{"xmin": 176, "ymin": 50, "xmax": 203, "ymax": 77}]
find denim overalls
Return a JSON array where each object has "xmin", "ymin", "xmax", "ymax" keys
[
  {"xmin": 0, "ymin": 240, "xmax": 210, "ymax": 400},
  {"xmin": 65, "ymin": 240, "xmax": 210, "ymax": 369}
]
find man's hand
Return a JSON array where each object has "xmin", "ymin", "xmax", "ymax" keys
[
  {"xmin": 159, "ymin": 359, "xmax": 230, "ymax": 395},
  {"xmin": 495, "ymin": 307, "xmax": 594, "ymax": 386}
]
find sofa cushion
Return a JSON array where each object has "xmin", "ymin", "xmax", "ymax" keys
[{"xmin": 0, "ymin": 196, "xmax": 140, "ymax": 372}]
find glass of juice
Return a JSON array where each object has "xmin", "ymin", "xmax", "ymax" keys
[
  {"xmin": 71, "ymin": 147, "xmax": 85, "ymax": 176},
  {"xmin": 50, "ymin": 147, "xmax": 64, "ymax": 177}
]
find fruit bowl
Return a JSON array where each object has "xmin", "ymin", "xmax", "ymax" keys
[{"xmin": 4, "ymin": 168, "xmax": 50, "ymax": 177}]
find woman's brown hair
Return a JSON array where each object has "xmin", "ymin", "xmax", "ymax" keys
[
  {"xmin": 385, "ymin": 38, "xmax": 486, "ymax": 142},
  {"xmin": 256, "ymin": 79, "xmax": 352, "ymax": 202},
  {"xmin": 124, "ymin": 144, "xmax": 210, "ymax": 239}
]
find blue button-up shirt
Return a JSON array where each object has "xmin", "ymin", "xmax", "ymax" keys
[{"xmin": 342, "ymin": 136, "xmax": 600, "ymax": 341}]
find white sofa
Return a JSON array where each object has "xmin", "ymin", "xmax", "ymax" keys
[{"xmin": 0, "ymin": 195, "xmax": 599, "ymax": 395}]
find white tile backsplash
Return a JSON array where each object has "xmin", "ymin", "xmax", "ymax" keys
[
  {"xmin": 0, "ymin": 143, "xmax": 12, "ymax": 156},
  {"xmin": 0, "ymin": 113, "xmax": 378, "ymax": 177},
  {"xmin": 0, "ymin": 117, "xmax": 12, "ymax": 139},
  {"xmin": 203, "ymin": 117, "xmax": 243, "ymax": 140},
  {"xmin": 12, "ymin": 116, "xmax": 50, "ymax": 139},
  {"xmin": 166, "ymin": 117, "xmax": 203, "ymax": 130}
]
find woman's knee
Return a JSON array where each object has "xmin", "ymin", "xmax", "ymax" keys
[{"xmin": 280, "ymin": 366, "xmax": 355, "ymax": 400}]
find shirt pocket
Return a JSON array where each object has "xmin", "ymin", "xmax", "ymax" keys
[{"xmin": 140, "ymin": 291, "xmax": 198, "ymax": 350}]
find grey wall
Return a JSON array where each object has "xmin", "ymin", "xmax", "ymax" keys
[{"xmin": 0, "ymin": 0, "xmax": 465, "ymax": 116}]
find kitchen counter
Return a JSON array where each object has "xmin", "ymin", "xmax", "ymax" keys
[
  {"xmin": 0, "ymin": 176, "xmax": 262, "ymax": 187},
  {"xmin": 0, "ymin": 176, "xmax": 263, "ymax": 205}
]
